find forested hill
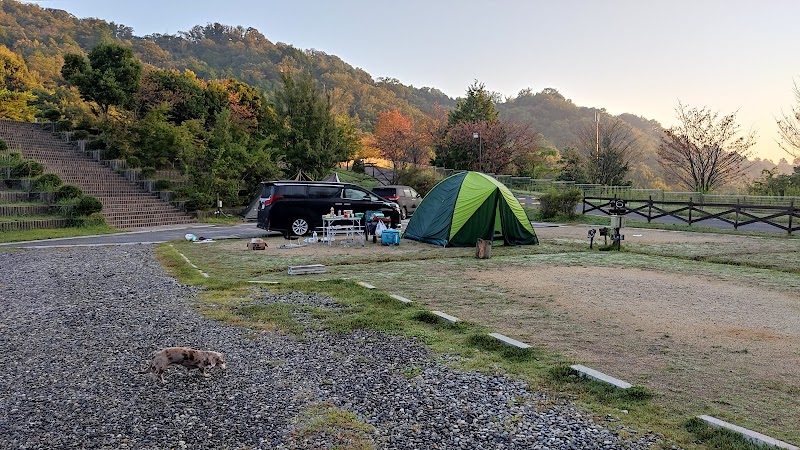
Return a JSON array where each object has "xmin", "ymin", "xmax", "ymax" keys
[
  {"xmin": 0, "ymin": 0, "xmax": 455, "ymax": 130},
  {"xmin": 1, "ymin": 0, "xmax": 788, "ymax": 186}
]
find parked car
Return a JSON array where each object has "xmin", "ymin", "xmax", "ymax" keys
[
  {"xmin": 372, "ymin": 185, "xmax": 422, "ymax": 219},
  {"xmin": 256, "ymin": 180, "xmax": 401, "ymax": 237}
]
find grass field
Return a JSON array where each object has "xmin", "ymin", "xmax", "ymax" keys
[{"xmin": 158, "ymin": 224, "xmax": 800, "ymax": 449}]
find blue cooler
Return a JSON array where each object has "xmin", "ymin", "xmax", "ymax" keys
[{"xmin": 381, "ymin": 229, "xmax": 400, "ymax": 246}]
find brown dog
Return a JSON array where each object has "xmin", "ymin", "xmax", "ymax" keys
[{"xmin": 146, "ymin": 346, "xmax": 227, "ymax": 383}]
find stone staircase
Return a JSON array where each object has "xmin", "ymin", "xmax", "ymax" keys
[{"xmin": 0, "ymin": 120, "xmax": 194, "ymax": 230}]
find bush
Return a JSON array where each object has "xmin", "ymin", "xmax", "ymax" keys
[
  {"xmin": 351, "ymin": 159, "xmax": 365, "ymax": 174},
  {"xmin": 11, "ymin": 160, "xmax": 44, "ymax": 178},
  {"xmin": 538, "ymin": 188, "xmax": 582, "ymax": 219},
  {"xmin": 126, "ymin": 156, "xmax": 141, "ymax": 168},
  {"xmin": 55, "ymin": 120, "xmax": 72, "ymax": 132},
  {"xmin": 72, "ymin": 130, "xmax": 90, "ymax": 140},
  {"xmin": 87, "ymin": 139, "xmax": 106, "ymax": 150},
  {"xmin": 41, "ymin": 108, "xmax": 61, "ymax": 122},
  {"xmin": 183, "ymin": 191, "xmax": 214, "ymax": 211},
  {"xmin": 74, "ymin": 195, "xmax": 103, "ymax": 216},
  {"xmin": 33, "ymin": 173, "xmax": 63, "ymax": 191},
  {"xmin": 0, "ymin": 138, "xmax": 7, "ymax": 151},
  {"xmin": 55, "ymin": 184, "xmax": 83, "ymax": 201},
  {"xmin": 139, "ymin": 166, "xmax": 156, "ymax": 179},
  {"xmin": 154, "ymin": 179, "xmax": 173, "ymax": 190},
  {"xmin": 396, "ymin": 167, "xmax": 443, "ymax": 197}
]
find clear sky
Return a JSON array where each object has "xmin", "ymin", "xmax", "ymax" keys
[{"xmin": 26, "ymin": 0, "xmax": 800, "ymax": 163}]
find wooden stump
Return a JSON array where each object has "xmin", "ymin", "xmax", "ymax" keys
[{"xmin": 475, "ymin": 238, "xmax": 492, "ymax": 259}]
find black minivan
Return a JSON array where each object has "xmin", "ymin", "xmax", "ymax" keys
[{"xmin": 256, "ymin": 181, "xmax": 400, "ymax": 237}]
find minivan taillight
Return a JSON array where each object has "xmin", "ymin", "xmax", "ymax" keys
[
  {"xmin": 262, "ymin": 194, "xmax": 283, "ymax": 206},
  {"xmin": 385, "ymin": 195, "xmax": 399, "ymax": 201}
]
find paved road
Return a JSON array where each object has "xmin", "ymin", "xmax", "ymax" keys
[{"xmin": 0, "ymin": 223, "xmax": 275, "ymax": 249}]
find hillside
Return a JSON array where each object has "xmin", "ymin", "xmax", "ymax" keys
[{"xmin": 1, "ymin": 0, "xmax": 792, "ymax": 188}]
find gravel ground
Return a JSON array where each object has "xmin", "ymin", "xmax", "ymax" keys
[{"xmin": 0, "ymin": 246, "xmax": 663, "ymax": 449}]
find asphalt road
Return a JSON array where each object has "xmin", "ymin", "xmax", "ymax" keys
[{"xmin": 0, "ymin": 223, "xmax": 275, "ymax": 249}]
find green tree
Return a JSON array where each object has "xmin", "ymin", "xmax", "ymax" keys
[
  {"xmin": 273, "ymin": 71, "xmax": 353, "ymax": 179},
  {"xmin": 447, "ymin": 81, "xmax": 499, "ymax": 126},
  {"xmin": 573, "ymin": 115, "xmax": 640, "ymax": 185},
  {"xmin": 61, "ymin": 43, "xmax": 142, "ymax": 118}
]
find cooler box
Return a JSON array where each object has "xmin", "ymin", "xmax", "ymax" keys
[{"xmin": 381, "ymin": 229, "xmax": 400, "ymax": 246}]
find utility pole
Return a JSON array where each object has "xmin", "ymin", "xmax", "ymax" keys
[{"xmin": 595, "ymin": 111, "xmax": 600, "ymax": 162}]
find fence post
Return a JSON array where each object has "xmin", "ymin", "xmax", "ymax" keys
[
  {"xmin": 734, "ymin": 199, "xmax": 739, "ymax": 230},
  {"xmin": 688, "ymin": 197, "xmax": 693, "ymax": 225},
  {"xmin": 648, "ymin": 196, "xmax": 652, "ymax": 222},
  {"xmin": 789, "ymin": 199, "xmax": 794, "ymax": 236}
]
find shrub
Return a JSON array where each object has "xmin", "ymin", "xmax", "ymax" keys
[
  {"xmin": 183, "ymin": 191, "xmax": 214, "ymax": 211},
  {"xmin": 538, "ymin": 188, "xmax": 582, "ymax": 219},
  {"xmin": 55, "ymin": 184, "xmax": 83, "ymax": 201},
  {"xmin": 74, "ymin": 195, "xmax": 103, "ymax": 216},
  {"xmin": 139, "ymin": 166, "xmax": 156, "ymax": 179},
  {"xmin": 87, "ymin": 139, "xmax": 106, "ymax": 150},
  {"xmin": 126, "ymin": 156, "xmax": 141, "ymax": 168},
  {"xmin": 41, "ymin": 108, "xmax": 61, "ymax": 122},
  {"xmin": 72, "ymin": 130, "xmax": 90, "ymax": 140},
  {"xmin": 396, "ymin": 167, "xmax": 443, "ymax": 197},
  {"xmin": 154, "ymin": 179, "xmax": 173, "ymax": 190},
  {"xmin": 11, "ymin": 160, "xmax": 44, "ymax": 178},
  {"xmin": 351, "ymin": 159, "xmax": 365, "ymax": 174},
  {"xmin": 55, "ymin": 120, "xmax": 72, "ymax": 132},
  {"xmin": 0, "ymin": 138, "xmax": 7, "ymax": 151},
  {"xmin": 33, "ymin": 173, "xmax": 63, "ymax": 190}
]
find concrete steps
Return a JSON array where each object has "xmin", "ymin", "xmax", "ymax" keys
[{"xmin": 0, "ymin": 120, "xmax": 194, "ymax": 230}]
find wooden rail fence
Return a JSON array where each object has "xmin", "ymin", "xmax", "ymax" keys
[{"xmin": 584, "ymin": 196, "xmax": 799, "ymax": 235}]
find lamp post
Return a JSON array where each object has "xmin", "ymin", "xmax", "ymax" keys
[{"xmin": 472, "ymin": 131, "xmax": 482, "ymax": 172}]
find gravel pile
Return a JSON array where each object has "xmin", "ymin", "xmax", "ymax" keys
[{"xmin": 0, "ymin": 246, "xmax": 662, "ymax": 449}]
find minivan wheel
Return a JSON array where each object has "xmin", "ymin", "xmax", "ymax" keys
[{"xmin": 290, "ymin": 217, "xmax": 310, "ymax": 236}]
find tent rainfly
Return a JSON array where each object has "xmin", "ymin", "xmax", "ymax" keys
[{"xmin": 403, "ymin": 171, "xmax": 538, "ymax": 247}]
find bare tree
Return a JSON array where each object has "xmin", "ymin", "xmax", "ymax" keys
[
  {"xmin": 658, "ymin": 102, "xmax": 755, "ymax": 193},
  {"xmin": 573, "ymin": 115, "xmax": 640, "ymax": 185},
  {"xmin": 776, "ymin": 82, "xmax": 800, "ymax": 159}
]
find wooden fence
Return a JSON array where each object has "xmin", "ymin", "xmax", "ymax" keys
[{"xmin": 584, "ymin": 196, "xmax": 800, "ymax": 235}]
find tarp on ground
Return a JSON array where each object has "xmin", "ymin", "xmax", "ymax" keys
[{"xmin": 403, "ymin": 171, "xmax": 538, "ymax": 247}]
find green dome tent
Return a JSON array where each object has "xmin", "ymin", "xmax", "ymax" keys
[{"xmin": 403, "ymin": 172, "xmax": 538, "ymax": 247}]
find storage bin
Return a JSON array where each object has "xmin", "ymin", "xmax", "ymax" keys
[{"xmin": 381, "ymin": 229, "xmax": 400, "ymax": 246}]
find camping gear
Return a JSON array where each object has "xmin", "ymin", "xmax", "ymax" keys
[
  {"xmin": 403, "ymin": 171, "xmax": 538, "ymax": 247},
  {"xmin": 381, "ymin": 229, "xmax": 400, "ymax": 246}
]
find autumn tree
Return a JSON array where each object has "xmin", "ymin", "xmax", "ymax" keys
[
  {"xmin": 658, "ymin": 102, "xmax": 755, "ymax": 193},
  {"xmin": 0, "ymin": 44, "xmax": 37, "ymax": 121},
  {"xmin": 776, "ymin": 81, "xmax": 800, "ymax": 159},
  {"xmin": 370, "ymin": 108, "xmax": 428, "ymax": 182},
  {"xmin": 572, "ymin": 114, "xmax": 640, "ymax": 185},
  {"xmin": 62, "ymin": 43, "xmax": 142, "ymax": 118},
  {"xmin": 443, "ymin": 120, "xmax": 540, "ymax": 174}
]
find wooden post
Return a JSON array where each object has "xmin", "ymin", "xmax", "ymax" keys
[
  {"xmin": 648, "ymin": 196, "xmax": 652, "ymax": 223},
  {"xmin": 789, "ymin": 199, "xmax": 794, "ymax": 236},
  {"xmin": 476, "ymin": 238, "xmax": 492, "ymax": 259},
  {"xmin": 735, "ymin": 199, "xmax": 739, "ymax": 230},
  {"xmin": 688, "ymin": 197, "xmax": 693, "ymax": 225}
]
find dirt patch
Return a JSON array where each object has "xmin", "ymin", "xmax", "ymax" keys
[{"xmin": 465, "ymin": 260, "xmax": 800, "ymax": 437}]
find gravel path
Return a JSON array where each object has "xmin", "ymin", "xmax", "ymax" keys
[{"xmin": 0, "ymin": 246, "xmax": 662, "ymax": 449}]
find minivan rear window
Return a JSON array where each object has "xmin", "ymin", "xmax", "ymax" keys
[
  {"xmin": 373, "ymin": 188, "xmax": 392, "ymax": 196},
  {"xmin": 309, "ymin": 186, "xmax": 342, "ymax": 198},
  {"xmin": 277, "ymin": 185, "xmax": 306, "ymax": 198}
]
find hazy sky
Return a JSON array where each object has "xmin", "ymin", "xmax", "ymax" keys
[{"xmin": 26, "ymin": 0, "xmax": 800, "ymax": 162}]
